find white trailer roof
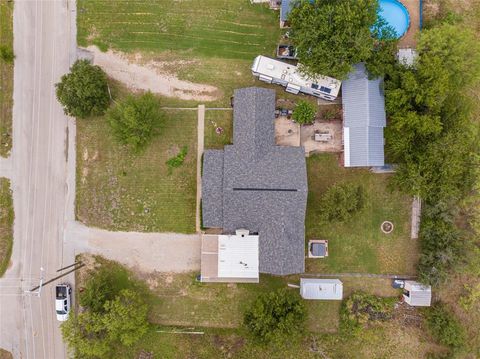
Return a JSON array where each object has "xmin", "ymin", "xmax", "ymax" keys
[
  {"xmin": 218, "ymin": 234, "xmax": 259, "ymax": 279},
  {"xmin": 300, "ymin": 278, "xmax": 343, "ymax": 300},
  {"xmin": 403, "ymin": 280, "xmax": 432, "ymax": 307},
  {"xmin": 251, "ymin": 56, "xmax": 341, "ymax": 98}
]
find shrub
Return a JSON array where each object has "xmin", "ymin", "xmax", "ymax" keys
[
  {"xmin": 244, "ymin": 289, "xmax": 306, "ymax": 344},
  {"xmin": 425, "ymin": 304, "xmax": 465, "ymax": 349},
  {"xmin": 292, "ymin": 100, "xmax": 317, "ymax": 125},
  {"xmin": 79, "ymin": 265, "xmax": 131, "ymax": 313},
  {"xmin": 0, "ymin": 45, "xmax": 14, "ymax": 63},
  {"xmin": 166, "ymin": 146, "xmax": 188, "ymax": 173},
  {"xmin": 320, "ymin": 183, "xmax": 365, "ymax": 221},
  {"xmin": 340, "ymin": 292, "xmax": 395, "ymax": 335},
  {"xmin": 107, "ymin": 92, "xmax": 163, "ymax": 152},
  {"xmin": 55, "ymin": 59, "xmax": 110, "ymax": 118}
]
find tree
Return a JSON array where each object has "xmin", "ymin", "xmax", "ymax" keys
[
  {"xmin": 55, "ymin": 59, "xmax": 110, "ymax": 119},
  {"xmin": 79, "ymin": 265, "xmax": 131, "ymax": 313},
  {"xmin": 243, "ymin": 289, "xmax": 306, "ymax": 344},
  {"xmin": 288, "ymin": 0, "xmax": 387, "ymax": 79},
  {"xmin": 320, "ymin": 183, "xmax": 365, "ymax": 222},
  {"xmin": 425, "ymin": 304, "xmax": 465, "ymax": 350},
  {"xmin": 0, "ymin": 45, "xmax": 14, "ymax": 63},
  {"xmin": 102, "ymin": 290, "xmax": 149, "ymax": 346},
  {"xmin": 62, "ymin": 290, "xmax": 149, "ymax": 358},
  {"xmin": 292, "ymin": 100, "xmax": 317, "ymax": 125},
  {"xmin": 107, "ymin": 92, "xmax": 162, "ymax": 152}
]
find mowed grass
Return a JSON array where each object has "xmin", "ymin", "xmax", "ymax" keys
[
  {"xmin": 0, "ymin": 178, "xmax": 13, "ymax": 276},
  {"xmin": 76, "ymin": 81, "xmax": 197, "ymax": 233},
  {"xmin": 204, "ymin": 110, "xmax": 233, "ymax": 149},
  {"xmin": 0, "ymin": 1, "xmax": 13, "ymax": 157},
  {"xmin": 77, "ymin": 0, "xmax": 280, "ymax": 59},
  {"xmin": 76, "ymin": 0, "xmax": 312, "ymax": 107},
  {"xmin": 305, "ymin": 154, "xmax": 417, "ymax": 274}
]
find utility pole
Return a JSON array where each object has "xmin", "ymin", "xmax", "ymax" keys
[{"xmin": 27, "ymin": 262, "xmax": 84, "ymax": 294}]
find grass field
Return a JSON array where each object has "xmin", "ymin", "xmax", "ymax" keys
[
  {"xmin": 0, "ymin": 178, "xmax": 13, "ymax": 276},
  {"xmin": 77, "ymin": 0, "xmax": 280, "ymax": 59},
  {"xmin": 0, "ymin": 1, "xmax": 13, "ymax": 158},
  {"xmin": 77, "ymin": 256, "xmax": 443, "ymax": 359},
  {"xmin": 76, "ymin": 81, "xmax": 197, "ymax": 233},
  {"xmin": 76, "ymin": 0, "xmax": 314, "ymax": 107},
  {"xmin": 204, "ymin": 110, "xmax": 233, "ymax": 149},
  {"xmin": 305, "ymin": 154, "xmax": 416, "ymax": 274}
]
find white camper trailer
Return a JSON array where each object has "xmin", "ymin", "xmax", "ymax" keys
[{"xmin": 251, "ymin": 55, "xmax": 341, "ymax": 101}]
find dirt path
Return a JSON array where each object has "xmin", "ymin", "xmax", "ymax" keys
[
  {"xmin": 85, "ymin": 46, "xmax": 220, "ymax": 101},
  {"xmin": 196, "ymin": 105, "xmax": 205, "ymax": 232},
  {"xmin": 66, "ymin": 222, "xmax": 201, "ymax": 273}
]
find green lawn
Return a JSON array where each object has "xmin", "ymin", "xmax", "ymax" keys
[
  {"xmin": 305, "ymin": 154, "xmax": 417, "ymax": 275},
  {"xmin": 0, "ymin": 178, "xmax": 13, "ymax": 276},
  {"xmin": 0, "ymin": 0, "xmax": 13, "ymax": 157},
  {"xmin": 76, "ymin": 0, "xmax": 316, "ymax": 107},
  {"xmin": 76, "ymin": 82, "xmax": 197, "ymax": 233},
  {"xmin": 204, "ymin": 110, "xmax": 233, "ymax": 149}
]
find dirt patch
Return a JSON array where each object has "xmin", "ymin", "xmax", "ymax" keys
[{"xmin": 86, "ymin": 46, "xmax": 220, "ymax": 101}]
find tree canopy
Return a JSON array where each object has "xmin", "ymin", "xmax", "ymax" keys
[
  {"xmin": 384, "ymin": 23, "xmax": 480, "ymax": 285},
  {"xmin": 55, "ymin": 59, "xmax": 110, "ymax": 119},
  {"xmin": 292, "ymin": 100, "xmax": 316, "ymax": 124},
  {"xmin": 243, "ymin": 289, "xmax": 306, "ymax": 344},
  {"xmin": 107, "ymin": 92, "xmax": 163, "ymax": 152},
  {"xmin": 288, "ymin": 0, "xmax": 396, "ymax": 79}
]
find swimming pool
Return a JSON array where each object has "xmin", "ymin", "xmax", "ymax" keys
[{"xmin": 378, "ymin": 0, "xmax": 410, "ymax": 38}]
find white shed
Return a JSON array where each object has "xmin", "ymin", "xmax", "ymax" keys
[
  {"xmin": 300, "ymin": 278, "xmax": 343, "ymax": 300},
  {"xmin": 403, "ymin": 280, "xmax": 432, "ymax": 307}
]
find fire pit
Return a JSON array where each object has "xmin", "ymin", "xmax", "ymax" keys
[{"xmin": 381, "ymin": 221, "xmax": 394, "ymax": 234}]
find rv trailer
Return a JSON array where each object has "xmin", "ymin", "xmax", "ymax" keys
[{"xmin": 251, "ymin": 55, "xmax": 341, "ymax": 101}]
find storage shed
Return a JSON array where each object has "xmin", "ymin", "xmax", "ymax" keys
[
  {"xmin": 300, "ymin": 278, "xmax": 343, "ymax": 300},
  {"xmin": 403, "ymin": 280, "xmax": 432, "ymax": 307}
]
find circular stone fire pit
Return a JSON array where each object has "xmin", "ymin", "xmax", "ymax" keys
[{"xmin": 381, "ymin": 221, "xmax": 394, "ymax": 234}]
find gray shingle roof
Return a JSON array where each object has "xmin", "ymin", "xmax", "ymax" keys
[
  {"xmin": 342, "ymin": 63, "xmax": 386, "ymax": 167},
  {"xmin": 201, "ymin": 87, "xmax": 308, "ymax": 275},
  {"xmin": 202, "ymin": 150, "xmax": 224, "ymax": 228}
]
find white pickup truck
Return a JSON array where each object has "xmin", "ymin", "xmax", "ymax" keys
[{"xmin": 55, "ymin": 284, "xmax": 72, "ymax": 321}]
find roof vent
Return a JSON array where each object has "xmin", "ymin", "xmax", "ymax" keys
[{"xmin": 235, "ymin": 229, "xmax": 250, "ymax": 237}]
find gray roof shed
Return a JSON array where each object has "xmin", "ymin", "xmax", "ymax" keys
[
  {"xmin": 342, "ymin": 63, "xmax": 386, "ymax": 167},
  {"xmin": 202, "ymin": 87, "xmax": 308, "ymax": 275}
]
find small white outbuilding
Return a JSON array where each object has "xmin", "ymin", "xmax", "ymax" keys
[
  {"xmin": 300, "ymin": 278, "xmax": 343, "ymax": 300},
  {"xmin": 403, "ymin": 280, "xmax": 432, "ymax": 307}
]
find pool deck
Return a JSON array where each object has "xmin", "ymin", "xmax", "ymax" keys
[{"xmin": 398, "ymin": 0, "xmax": 421, "ymax": 48}]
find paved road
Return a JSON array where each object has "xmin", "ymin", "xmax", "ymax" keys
[{"xmin": 0, "ymin": 1, "xmax": 76, "ymax": 358}]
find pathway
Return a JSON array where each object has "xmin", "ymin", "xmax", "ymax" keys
[
  {"xmin": 0, "ymin": 157, "xmax": 12, "ymax": 179},
  {"xmin": 65, "ymin": 222, "xmax": 201, "ymax": 273},
  {"xmin": 196, "ymin": 105, "xmax": 205, "ymax": 232},
  {"xmin": 411, "ymin": 196, "xmax": 422, "ymax": 239}
]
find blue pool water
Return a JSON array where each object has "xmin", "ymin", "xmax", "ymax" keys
[{"xmin": 378, "ymin": 0, "xmax": 410, "ymax": 38}]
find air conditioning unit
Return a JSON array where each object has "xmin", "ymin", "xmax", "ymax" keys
[{"xmin": 235, "ymin": 229, "xmax": 250, "ymax": 237}]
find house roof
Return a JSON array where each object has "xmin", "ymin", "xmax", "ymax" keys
[
  {"xmin": 280, "ymin": 0, "xmax": 292, "ymax": 22},
  {"xmin": 218, "ymin": 234, "xmax": 259, "ymax": 279},
  {"xmin": 202, "ymin": 87, "xmax": 308, "ymax": 275},
  {"xmin": 300, "ymin": 278, "xmax": 343, "ymax": 300},
  {"xmin": 342, "ymin": 63, "xmax": 386, "ymax": 167}
]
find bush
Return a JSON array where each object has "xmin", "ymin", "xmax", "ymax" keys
[
  {"xmin": 166, "ymin": 146, "xmax": 188, "ymax": 173},
  {"xmin": 292, "ymin": 100, "xmax": 317, "ymax": 125},
  {"xmin": 340, "ymin": 292, "xmax": 395, "ymax": 335},
  {"xmin": 107, "ymin": 92, "xmax": 163, "ymax": 152},
  {"xmin": 0, "ymin": 45, "xmax": 14, "ymax": 63},
  {"xmin": 320, "ymin": 183, "xmax": 365, "ymax": 221},
  {"xmin": 244, "ymin": 289, "xmax": 306, "ymax": 344},
  {"xmin": 55, "ymin": 59, "xmax": 110, "ymax": 118},
  {"xmin": 425, "ymin": 304, "xmax": 465, "ymax": 349},
  {"xmin": 79, "ymin": 265, "xmax": 131, "ymax": 313}
]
